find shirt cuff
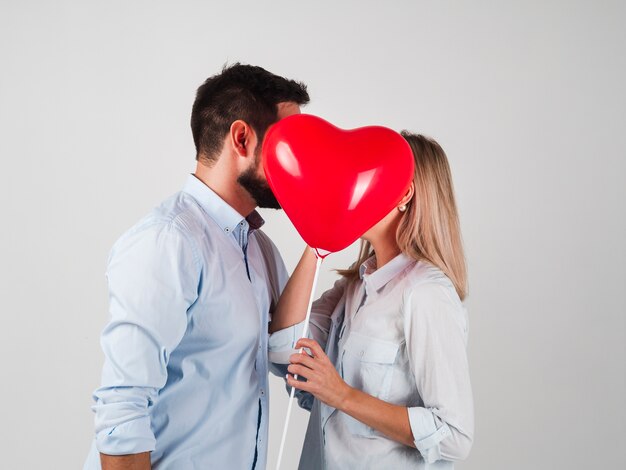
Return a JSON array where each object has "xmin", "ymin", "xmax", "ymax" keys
[
  {"xmin": 268, "ymin": 321, "xmax": 305, "ymax": 364},
  {"xmin": 408, "ymin": 407, "xmax": 451, "ymax": 463},
  {"xmin": 95, "ymin": 415, "xmax": 156, "ymax": 456}
]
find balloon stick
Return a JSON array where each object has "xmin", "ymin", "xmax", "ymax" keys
[{"xmin": 275, "ymin": 254, "xmax": 323, "ymax": 470}]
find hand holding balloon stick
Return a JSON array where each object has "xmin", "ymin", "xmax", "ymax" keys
[{"xmin": 262, "ymin": 114, "xmax": 414, "ymax": 469}]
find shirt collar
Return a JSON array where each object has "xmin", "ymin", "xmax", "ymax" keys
[
  {"xmin": 182, "ymin": 174, "xmax": 265, "ymax": 234},
  {"xmin": 359, "ymin": 252, "xmax": 415, "ymax": 292}
]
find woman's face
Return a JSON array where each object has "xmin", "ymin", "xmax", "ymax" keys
[
  {"xmin": 360, "ymin": 182, "xmax": 415, "ymax": 243},
  {"xmin": 361, "ymin": 205, "xmax": 403, "ymax": 242}
]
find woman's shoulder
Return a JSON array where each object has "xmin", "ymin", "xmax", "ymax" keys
[
  {"xmin": 398, "ymin": 261, "xmax": 468, "ymax": 335},
  {"xmin": 403, "ymin": 260, "xmax": 455, "ymax": 288},
  {"xmin": 400, "ymin": 261, "xmax": 464, "ymax": 310}
]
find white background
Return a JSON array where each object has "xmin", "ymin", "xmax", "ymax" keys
[{"xmin": 1, "ymin": 1, "xmax": 624, "ymax": 469}]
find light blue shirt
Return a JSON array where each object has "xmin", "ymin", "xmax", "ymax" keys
[{"xmin": 84, "ymin": 174, "xmax": 288, "ymax": 469}]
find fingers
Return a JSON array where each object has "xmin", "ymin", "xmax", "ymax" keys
[
  {"xmin": 287, "ymin": 363, "xmax": 317, "ymax": 380},
  {"xmin": 290, "ymin": 351, "xmax": 315, "ymax": 369},
  {"xmin": 286, "ymin": 373, "xmax": 312, "ymax": 392},
  {"xmin": 295, "ymin": 338, "xmax": 325, "ymax": 359}
]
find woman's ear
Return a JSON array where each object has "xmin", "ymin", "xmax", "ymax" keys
[
  {"xmin": 229, "ymin": 120, "xmax": 255, "ymax": 158},
  {"xmin": 398, "ymin": 182, "xmax": 415, "ymax": 207}
]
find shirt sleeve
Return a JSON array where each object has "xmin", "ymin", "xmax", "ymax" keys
[
  {"xmin": 403, "ymin": 282, "xmax": 474, "ymax": 463},
  {"xmin": 92, "ymin": 220, "xmax": 201, "ymax": 455}
]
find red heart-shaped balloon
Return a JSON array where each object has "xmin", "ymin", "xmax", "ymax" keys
[{"xmin": 262, "ymin": 114, "xmax": 415, "ymax": 254}]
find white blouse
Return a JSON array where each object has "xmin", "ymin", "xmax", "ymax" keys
[{"xmin": 269, "ymin": 253, "xmax": 474, "ymax": 469}]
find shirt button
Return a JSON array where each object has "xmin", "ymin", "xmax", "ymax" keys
[
  {"xmin": 359, "ymin": 351, "xmax": 365, "ymax": 357},
  {"xmin": 260, "ymin": 389, "xmax": 265, "ymax": 396}
]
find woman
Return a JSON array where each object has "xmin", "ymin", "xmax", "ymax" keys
[{"xmin": 269, "ymin": 132, "xmax": 474, "ymax": 469}]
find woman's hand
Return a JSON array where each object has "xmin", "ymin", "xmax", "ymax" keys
[
  {"xmin": 286, "ymin": 338, "xmax": 353, "ymax": 410},
  {"xmin": 287, "ymin": 339, "xmax": 417, "ymax": 448}
]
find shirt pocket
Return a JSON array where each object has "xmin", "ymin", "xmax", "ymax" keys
[{"xmin": 339, "ymin": 331, "xmax": 400, "ymax": 437}]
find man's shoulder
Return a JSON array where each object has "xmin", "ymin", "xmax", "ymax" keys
[
  {"xmin": 113, "ymin": 191, "xmax": 208, "ymax": 249},
  {"xmin": 153, "ymin": 190, "xmax": 208, "ymax": 234}
]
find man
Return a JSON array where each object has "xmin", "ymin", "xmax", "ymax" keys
[{"xmin": 84, "ymin": 64, "xmax": 310, "ymax": 470}]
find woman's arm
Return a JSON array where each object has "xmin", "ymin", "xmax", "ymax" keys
[
  {"xmin": 268, "ymin": 247, "xmax": 342, "ymax": 409},
  {"xmin": 286, "ymin": 338, "xmax": 416, "ymax": 448},
  {"xmin": 269, "ymin": 246, "xmax": 318, "ymax": 333},
  {"xmin": 403, "ymin": 282, "xmax": 474, "ymax": 462}
]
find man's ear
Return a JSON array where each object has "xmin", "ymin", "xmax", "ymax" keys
[{"xmin": 229, "ymin": 120, "xmax": 256, "ymax": 158}]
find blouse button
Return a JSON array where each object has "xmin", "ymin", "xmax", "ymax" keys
[{"xmin": 359, "ymin": 351, "xmax": 365, "ymax": 357}]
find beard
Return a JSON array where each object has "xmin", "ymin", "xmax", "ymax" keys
[{"xmin": 237, "ymin": 152, "xmax": 281, "ymax": 209}]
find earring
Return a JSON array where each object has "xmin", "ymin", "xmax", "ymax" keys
[{"xmin": 398, "ymin": 205, "xmax": 407, "ymax": 212}]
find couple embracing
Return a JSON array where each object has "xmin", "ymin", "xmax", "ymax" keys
[{"xmin": 84, "ymin": 63, "xmax": 473, "ymax": 470}]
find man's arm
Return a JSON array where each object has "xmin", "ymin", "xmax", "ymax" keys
[
  {"xmin": 100, "ymin": 452, "xmax": 151, "ymax": 470},
  {"xmin": 92, "ymin": 222, "xmax": 200, "ymax": 465}
]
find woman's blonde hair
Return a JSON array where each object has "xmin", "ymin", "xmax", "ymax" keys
[{"xmin": 338, "ymin": 132, "xmax": 468, "ymax": 300}]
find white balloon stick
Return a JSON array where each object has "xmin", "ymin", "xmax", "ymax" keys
[{"xmin": 275, "ymin": 254, "xmax": 323, "ymax": 470}]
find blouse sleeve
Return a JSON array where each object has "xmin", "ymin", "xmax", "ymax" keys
[{"xmin": 403, "ymin": 281, "xmax": 474, "ymax": 463}]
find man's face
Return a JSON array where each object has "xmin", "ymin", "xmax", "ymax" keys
[{"xmin": 237, "ymin": 101, "xmax": 301, "ymax": 209}]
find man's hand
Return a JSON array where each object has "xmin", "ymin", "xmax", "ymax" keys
[{"xmin": 100, "ymin": 452, "xmax": 151, "ymax": 470}]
